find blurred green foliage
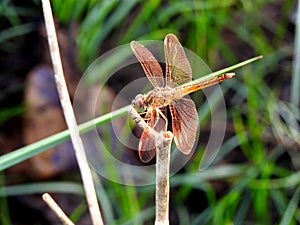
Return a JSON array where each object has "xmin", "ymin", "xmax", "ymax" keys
[{"xmin": 1, "ymin": 0, "xmax": 300, "ymax": 225}]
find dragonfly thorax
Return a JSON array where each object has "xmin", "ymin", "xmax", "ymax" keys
[{"xmin": 133, "ymin": 87, "xmax": 176, "ymax": 112}]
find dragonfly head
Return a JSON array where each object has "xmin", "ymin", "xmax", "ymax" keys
[{"xmin": 132, "ymin": 94, "xmax": 145, "ymax": 110}]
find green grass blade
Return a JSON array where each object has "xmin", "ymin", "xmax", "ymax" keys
[
  {"xmin": 0, "ymin": 182, "xmax": 84, "ymax": 196},
  {"xmin": 0, "ymin": 174, "xmax": 11, "ymax": 225},
  {"xmin": 279, "ymin": 185, "xmax": 300, "ymax": 225},
  {"xmin": 187, "ymin": 55, "xmax": 263, "ymax": 86},
  {"xmin": 0, "ymin": 23, "xmax": 35, "ymax": 43},
  {"xmin": 0, "ymin": 105, "xmax": 24, "ymax": 123},
  {"xmin": 93, "ymin": 174, "xmax": 115, "ymax": 223},
  {"xmin": 0, "ymin": 55, "xmax": 261, "ymax": 171},
  {"xmin": 122, "ymin": 0, "xmax": 161, "ymax": 43},
  {"xmin": 0, "ymin": 105, "xmax": 130, "ymax": 171}
]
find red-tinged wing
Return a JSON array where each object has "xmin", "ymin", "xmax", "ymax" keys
[
  {"xmin": 138, "ymin": 128, "xmax": 156, "ymax": 163},
  {"xmin": 131, "ymin": 41, "xmax": 164, "ymax": 88},
  {"xmin": 138, "ymin": 107, "xmax": 167, "ymax": 163},
  {"xmin": 164, "ymin": 34, "xmax": 192, "ymax": 87},
  {"xmin": 170, "ymin": 98, "xmax": 198, "ymax": 154}
]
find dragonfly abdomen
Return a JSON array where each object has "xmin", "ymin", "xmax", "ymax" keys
[{"xmin": 178, "ymin": 73, "xmax": 235, "ymax": 96}]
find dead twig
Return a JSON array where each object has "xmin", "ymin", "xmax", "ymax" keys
[
  {"xmin": 129, "ymin": 107, "xmax": 173, "ymax": 225},
  {"xmin": 42, "ymin": 193, "xmax": 75, "ymax": 225},
  {"xmin": 41, "ymin": 1, "xmax": 104, "ymax": 224},
  {"xmin": 155, "ymin": 131, "xmax": 173, "ymax": 225}
]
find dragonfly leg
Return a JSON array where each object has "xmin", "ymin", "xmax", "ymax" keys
[{"xmin": 155, "ymin": 108, "xmax": 168, "ymax": 132}]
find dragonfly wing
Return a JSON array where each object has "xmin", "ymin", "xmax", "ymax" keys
[
  {"xmin": 138, "ymin": 107, "xmax": 167, "ymax": 162},
  {"xmin": 131, "ymin": 41, "xmax": 164, "ymax": 88},
  {"xmin": 164, "ymin": 34, "xmax": 192, "ymax": 87},
  {"xmin": 170, "ymin": 98, "xmax": 198, "ymax": 154},
  {"xmin": 139, "ymin": 128, "xmax": 156, "ymax": 163}
]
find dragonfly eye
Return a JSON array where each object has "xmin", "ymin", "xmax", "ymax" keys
[{"xmin": 132, "ymin": 94, "xmax": 144, "ymax": 109}]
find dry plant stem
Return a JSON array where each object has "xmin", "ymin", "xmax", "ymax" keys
[
  {"xmin": 42, "ymin": 193, "xmax": 75, "ymax": 225},
  {"xmin": 41, "ymin": 1, "xmax": 103, "ymax": 225},
  {"xmin": 129, "ymin": 107, "xmax": 173, "ymax": 225},
  {"xmin": 129, "ymin": 107, "xmax": 152, "ymax": 131},
  {"xmin": 155, "ymin": 131, "xmax": 173, "ymax": 225}
]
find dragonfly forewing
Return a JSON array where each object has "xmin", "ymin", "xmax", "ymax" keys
[
  {"xmin": 164, "ymin": 34, "xmax": 192, "ymax": 87},
  {"xmin": 130, "ymin": 41, "xmax": 165, "ymax": 88}
]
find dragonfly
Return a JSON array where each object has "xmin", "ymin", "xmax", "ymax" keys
[{"xmin": 130, "ymin": 34, "xmax": 235, "ymax": 163}]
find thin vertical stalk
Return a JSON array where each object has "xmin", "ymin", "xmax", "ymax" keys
[
  {"xmin": 41, "ymin": 1, "xmax": 103, "ymax": 224},
  {"xmin": 155, "ymin": 131, "xmax": 173, "ymax": 225},
  {"xmin": 291, "ymin": 1, "xmax": 300, "ymax": 106},
  {"xmin": 128, "ymin": 107, "xmax": 173, "ymax": 225}
]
